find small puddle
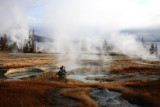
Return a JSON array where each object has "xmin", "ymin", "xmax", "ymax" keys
[
  {"xmin": 4, "ymin": 67, "xmax": 46, "ymax": 81},
  {"xmin": 6, "ymin": 72, "xmax": 43, "ymax": 81},
  {"xmin": 67, "ymin": 74, "xmax": 105, "ymax": 83}
]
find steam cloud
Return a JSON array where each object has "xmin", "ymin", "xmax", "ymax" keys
[
  {"xmin": 0, "ymin": 0, "xmax": 160, "ymax": 60},
  {"xmin": 0, "ymin": 0, "xmax": 29, "ymax": 46}
]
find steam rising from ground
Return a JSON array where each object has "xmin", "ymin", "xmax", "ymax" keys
[
  {"xmin": 109, "ymin": 33, "xmax": 157, "ymax": 60},
  {"xmin": 44, "ymin": 0, "xmax": 159, "ymax": 61},
  {"xmin": 0, "ymin": 0, "xmax": 29, "ymax": 46},
  {"xmin": 0, "ymin": 0, "xmax": 159, "ymax": 60}
]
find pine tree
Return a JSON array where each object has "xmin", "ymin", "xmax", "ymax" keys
[
  {"xmin": 149, "ymin": 44, "xmax": 158, "ymax": 55},
  {"xmin": 0, "ymin": 34, "xmax": 8, "ymax": 51},
  {"xmin": 102, "ymin": 40, "xmax": 107, "ymax": 52},
  {"xmin": 102, "ymin": 39, "xmax": 112, "ymax": 54},
  {"xmin": 149, "ymin": 44, "xmax": 155, "ymax": 54},
  {"xmin": 155, "ymin": 44, "xmax": 158, "ymax": 55},
  {"xmin": 0, "ymin": 37, "xmax": 2, "ymax": 50},
  {"xmin": 141, "ymin": 37, "xmax": 145, "ymax": 47},
  {"xmin": 23, "ymin": 29, "xmax": 36, "ymax": 53},
  {"xmin": 29, "ymin": 29, "xmax": 35, "ymax": 53},
  {"xmin": 57, "ymin": 65, "xmax": 67, "ymax": 81},
  {"xmin": 9, "ymin": 42, "xmax": 18, "ymax": 51}
]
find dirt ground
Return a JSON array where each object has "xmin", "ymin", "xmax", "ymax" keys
[{"xmin": 44, "ymin": 89, "xmax": 81, "ymax": 106}]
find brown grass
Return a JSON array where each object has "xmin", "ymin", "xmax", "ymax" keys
[
  {"xmin": 61, "ymin": 88, "xmax": 100, "ymax": 107},
  {"xmin": 0, "ymin": 80, "xmax": 159, "ymax": 107},
  {"xmin": 0, "ymin": 81, "xmax": 57, "ymax": 107},
  {"xmin": 85, "ymin": 81, "xmax": 160, "ymax": 107},
  {"xmin": 0, "ymin": 53, "xmax": 57, "ymax": 69},
  {"xmin": 0, "ymin": 57, "xmax": 56, "ymax": 69},
  {"xmin": 26, "ymin": 71, "xmax": 82, "ymax": 84},
  {"xmin": 60, "ymin": 81, "xmax": 160, "ymax": 107},
  {"xmin": 0, "ymin": 63, "xmax": 34, "ymax": 69},
  {"xmin": 0, "ymin": 53, "xmax": 159, "ymax": 106},
  {"xmin": 110, "ymin": 58, "xmax": 158, "ymax": 71},
  {"xmin": 123, "ymin": 80, "xmax": 160, "ymax": 107},
  {"xmin": 13, "ymin": 53, "xmax": 47, "ymax": 58},
  {"xmin": 0, "ymin": 58, "xmax": 15, "ymax": 62},
  {"xmin": 29, "ymin": 72, "xmax": 59, "ymax": 81},
  {"xmin": 111, "ymin": 67, "xmax": 160, "ymax": 74}
]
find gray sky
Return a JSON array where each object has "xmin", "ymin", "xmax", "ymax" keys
[{"xmin": 0, "ymin": 0, "xmax": 160, "ymax": 39}]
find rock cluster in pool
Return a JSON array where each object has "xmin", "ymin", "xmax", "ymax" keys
[{"xmin": 90, "ymin": 88, "xmax": 139, "ymax": 107}]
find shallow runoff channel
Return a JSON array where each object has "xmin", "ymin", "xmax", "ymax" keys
[{"xmin": 64, "ymin": 53, "xmax": 112, "ymax": 83}]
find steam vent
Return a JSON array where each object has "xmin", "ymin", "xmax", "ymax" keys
[{"xmin": 90, "ymin": 88, "xmax": 138, "ymax": 107}]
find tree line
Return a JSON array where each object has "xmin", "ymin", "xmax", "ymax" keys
[
  {"xmin": 0, "ymin": 30, "xmax": 36, "ymax": 53},
  {"xmin": 141, "ymin": 37, "xmax": 158, "ymax": 55},
  {"xmin": 97, "ymin": 37, "xmax": 158, "ymax": 56},
  {"xmin": 0, "ymin": 32, "xmax": 158, "ymax": 55}
]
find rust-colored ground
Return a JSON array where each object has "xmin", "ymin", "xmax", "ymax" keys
[
  {"xmin": 0, "ymin": 53, "xmax": 57, "ymax": 69},
  {"xmin": 0, "ymin": 52, "xmax": 160, "ymax": 107},
  {"xmin": 0, "ymin": 80, "xmax": 160, "ymax": 107}
]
